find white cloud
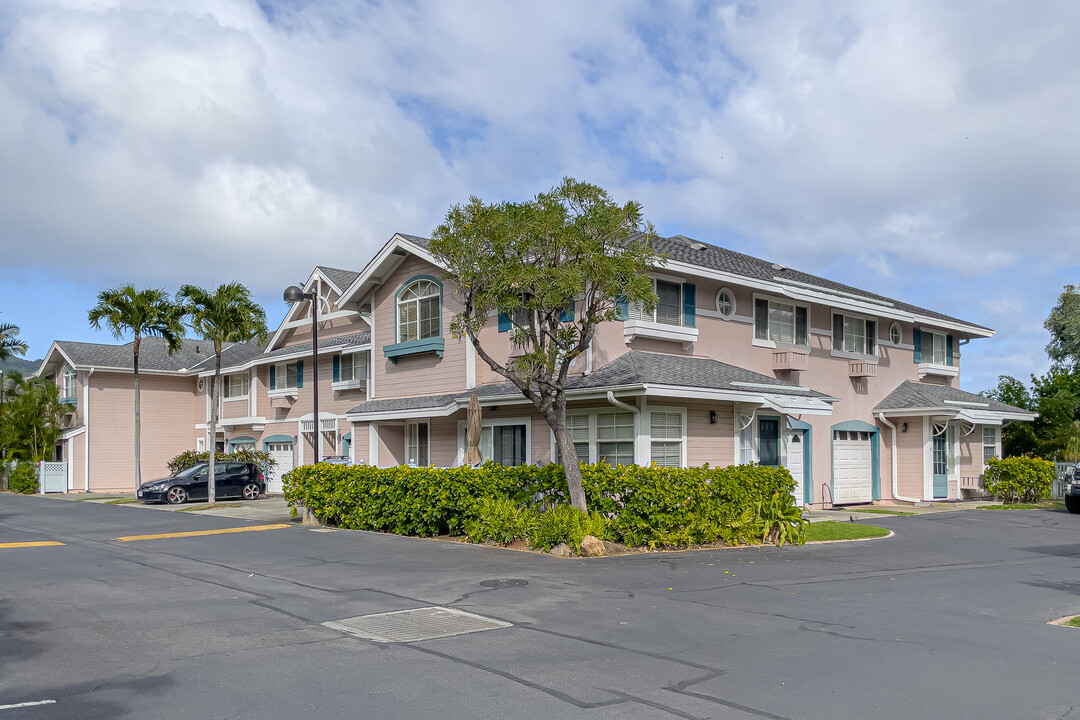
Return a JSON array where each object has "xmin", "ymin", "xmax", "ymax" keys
[{"xmin": 0, "ymin": 0, "xmax": 1077, "ymax": 384}]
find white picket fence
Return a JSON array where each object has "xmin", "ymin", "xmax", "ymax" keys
[
  {"xmin": 1053, "ymin": 462, "xmax": 1074, "ymax": 499},
  {"xmin": 38, "ymin": 461, "xmax": 67, "ymax": 494}
]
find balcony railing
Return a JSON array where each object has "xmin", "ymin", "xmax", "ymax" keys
[
  {"xmin": 302, "ymin": 418, "xmax": 338, "ymax": 433},
  {"xmin": 848, "ymin": 360, "xmax": 878, "ymax": 378},
  {"xmin": 772, "ymin": 348, "xmax": 809, "ymax": 372}
]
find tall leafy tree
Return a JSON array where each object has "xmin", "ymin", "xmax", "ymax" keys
[
  {"xmin": 88, "ymin": 286, "xmax": 185, "ymax": 490},
  {"xmin": 1046, "ymin": 284, "xmax": 1080, "ymax": 370},
  {"xmin": 0, "ymin": 322, "xmax": 28, "ymax": 362},
  {"xmin": 0, "ymin": 372, "xmax": 72, "ymax": 462},
  {"xmin": 430, "ymin": 178, "xmax": 660, "ymax": 512},
  {"xmin": 178, "ymin": 282, "xmax": 268, "ymax": 504}
]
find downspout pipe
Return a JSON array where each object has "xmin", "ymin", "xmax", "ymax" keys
[
  {"xmin": 878, "ymin": 412, "xmax": 920, "ymax": 504},
  {"xmin": 84, "ymin": 368, "xmax": 95, "ymax": 492},
  {"xmin": 606, "ymin": 391, "xmax": 638, "ymax": 415}
]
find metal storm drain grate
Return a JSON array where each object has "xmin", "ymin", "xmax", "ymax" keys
[
  {"xmin": 323, "ymin": 607, "xmax": 511, "ymax": 643},
  {"xmin": 479, "ymin": 578, "xmax": 529, "ymax": 588}
]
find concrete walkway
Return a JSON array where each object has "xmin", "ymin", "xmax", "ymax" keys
[{"xmin": 804, "ymin": 498, "xmax": 1002, "ymax": 522}]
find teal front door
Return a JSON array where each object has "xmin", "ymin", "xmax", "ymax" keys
[{"xmin": 932, "ymin": 434, "xmax": 948, "ymax": 499}]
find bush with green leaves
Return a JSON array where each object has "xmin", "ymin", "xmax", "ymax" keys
[
  {"xmin": 982, "ymin": 456, "xmax": 1055, "ymax": 504},
  {"xmin": 7, "ymin": 461, "xmax": 38, "ymax": 494},
  {"xmin": 167, "ymin": 448, "xmax": 277, "ymax": 475},
  {"xmin": 755, "ymin": 491, "xmax": 806, "ymax": 547},
  {"xmin": 464, "ymin": 496, "xmax": 530, "ymax": 545},
  {"xmin": 525, "ymin": 505, "xmax": 608, "ymax": 552},
  {"xmin": 284, "ymin": 460, "xmax": 798, "ymax": 548}
]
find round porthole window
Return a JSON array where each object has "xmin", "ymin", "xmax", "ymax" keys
[
  {"xmin": 890, "ymin": 322, "xmax": 902, "ymax": 345},
  {"xmin": 716, "ymin": 288, "xmax": 735, "ymax": 319}
]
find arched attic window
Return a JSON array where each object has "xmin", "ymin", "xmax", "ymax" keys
[{"xmin": 396, "ymin": 278, "xmax": 441, "ymax": 343}]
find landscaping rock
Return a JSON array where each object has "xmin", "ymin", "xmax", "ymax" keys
[
  {"xmin": 301, "ymin": 507, "xmax": 323, "ymax": 526},
  {"xmin": 549, "ymin": 543, "xmax": 572, "ymax": 558},
  {"xmin": 580, "ymin": 535, "xmax": 605, "ymax": 557}
]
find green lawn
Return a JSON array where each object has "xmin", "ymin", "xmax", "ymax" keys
[
  {"xmin": 851, "ymin": 508, "xmax": 915, "ymax": 516},
  {"xmin": 805, "ymin": 521, "xmax": 891, "ymax": 542},
  {"xmin": 1064, "ymin": 616, "xmax": 1080, "ymax": 628},
  {"xmin": 978, "ymin": 501, "xmax": 1065, "ymax": 511}
]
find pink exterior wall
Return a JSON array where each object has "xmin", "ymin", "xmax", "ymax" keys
[
  {"xmin": 351, "ymin": 422, "xmax": 369, "ymax": 464},
  {"xmin": 86, "ymin": 372, "xmax": 203, "ymax": 492},
  {"xmin": 895, "ymin": 416, "xmax": 925, "ymax": 500},
  {"xmin": 685, "ymin": 400, "xmax": 735, "ymax": 468}
]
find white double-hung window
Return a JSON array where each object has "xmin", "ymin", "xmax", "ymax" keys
[
  {"xmin": 832, "ymin": 314, "xmax": 877, "ymax": 356},
  {"xmin": 223, "ymin": 372, "xmax": 249, "ymax": 400},
  {"xmin": 555, "ymin": 411, "xmax": 635, "ymax": 466},
  {"xmin": 983, "ymin": 427, "xmax": 999, "ymax": 465},
  {"xmin": 340, "ymin": 353, "xmax": 368, "ymax": 384},
  {"xmin": 754, "ymin": 298, "xmax": 808, "ymax": 346},
  {"xmin": 406, "ymin": 421, "xmax": 429, "ymax": 467},
  {"xmin": 650, "ymin": 411, "xmax": 684, "ymax": 467}
]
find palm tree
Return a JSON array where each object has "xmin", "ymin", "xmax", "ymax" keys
[
  {"xmin": 88, "ymin": 286, "xmax": 185, "ymax": 490},
  {"xmin": 0, "ymin": 322, "xmax": 28, "ymax": 362},
  {"xmin": 178, "ymin": 282, "xmax": 268, "ymax": 504}
]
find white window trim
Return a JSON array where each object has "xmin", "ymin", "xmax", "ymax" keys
[
  {"xmin": 647, "ymin": 406, "xmax": 687, "ymax": 468},
  {"xmin": 332, "ymin": 351, "xmax": 368, "ymax": 391},
  {"xmin": 627, "ymin": 275, "xmax": 689, "ymax": 329},
  {"xmin": 269, "ymin": 361, "xmax": 300, "ymax": 393},
  {"xmin": 829, "ymin": 311, "xmax": 879, "ymax": 360},
  {"xmin": 549, "ymin": 408, "xmax": 639, "ymax": 466},
  {"xmin": 222, "ymin": 372, "xmax": 250, "ymax": 402},
  {"xmin": 454, "ymin": 417, "xmax": 532, "ymax": 466},
  {"xmin": 889, "ymin": 321, "xmax": 903, "ymax": 346},
  {"xmin": 405, "ymin": 420, "xmax": 430, "ymax": 467},
  {"xmin": 60, "ymin": 366, "xmax": 77, "ymax": 400},
  {"xmin": 715, "ymin": 287, "xmax": 736, "ymax": 320},
  {"xmin": 396, "ymin": 280, "xmax": 441, "ymax": 344},
  {"xmin": 751, "ymin": 293, "xmax": 811, "ymax": 349}
]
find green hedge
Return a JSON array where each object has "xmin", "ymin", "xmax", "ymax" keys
[
  {"xmin": 982, "ymin": 456, "xmax": 1055, "ymax": 504},
  {"xmin": 8, "ymin": 461, "xmax": 38, "ymax": 494},
  {"xmin": 283, "ymin": 461, "xmax": 802, "ymax": 548}
]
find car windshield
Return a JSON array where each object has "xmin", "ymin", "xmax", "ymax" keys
[{"xmin": 175, "ymin": 464, "xmax": 207, "ymax": 478}]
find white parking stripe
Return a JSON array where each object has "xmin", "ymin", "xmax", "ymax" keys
[{"xmin": 0, "ymin": 700, "xmax": 56, "ymax": 711}]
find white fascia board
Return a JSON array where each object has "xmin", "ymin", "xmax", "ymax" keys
[
  {"xmin": 661, "ymin": 258, "xmax": 995, "ymax": 338},
  {"xmin": 957, "ymin": 408, "xmax": 1038, "ymax": 425},
  {"xmin": 218, "ymin": 416, "xmax": 268, "ymax": 427},
  {"xmin": 346, "ymin": 402, "xmax": 460, "ymax": 422},
  {"xmin": 59, "ymin": 425, "xmax": 86, "ymax": 440},
  {"xmin": 761, "ymin": 394, "xmax": 834, "ymax": 416},
  {"xmin": 200, "ymin": 343, "xmax": 373, "ymax": 378},
  {"xmin": 32, "ymin": 342, "xmax": 74, "ymax": 378},
  {"xmin": 642, "ymin": 384, "xmax": 768, "ymax": 405},
  {"xmin": 339, "ymin": 234, "xmax": 448, "ymax": 306},
  {"xmin": 278, "ymin": 309, "xmax": 358, "ymax": 331}
]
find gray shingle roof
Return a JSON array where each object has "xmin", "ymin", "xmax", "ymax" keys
[
  {"xmin": 654, "ymin": 234, "xmax": 990, "ymax": 332},
  {"xmin": 346, "ymin": 350, "xmax": 826, "ymax": 416},
  {"xmin": 316, "ymin": 266, "xmax": 360, "ymax": 292},
  {"xmin": 263, "ymin": 332, "xmax": 370, "ymax": 359},
  {"xmin": 389, "ymin": 231, "xmax": 989, "ymax": 333},
  {"xmin": 55, "ymin": 338, "xmax": 225, "ymax": 373},
  {"xmin": 873, "ymin": 380, "xmax": 1030, "ymax": 414}
]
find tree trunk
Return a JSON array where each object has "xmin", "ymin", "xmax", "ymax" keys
[
  {"xmin": 133, "ymin": 336, "xmax": 141, "ymax": 491},
  {"xmin": 553, "ymin": 420, "xmax": 588, "ymax": 512},
  {"xmin": 208, "ymin": 351, "xmax": 221, "ymax": 505}
]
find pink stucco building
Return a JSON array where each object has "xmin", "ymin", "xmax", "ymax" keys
[{"xmin": 36, "ymin": 232, "xmax": 1035, "ymax": 504}]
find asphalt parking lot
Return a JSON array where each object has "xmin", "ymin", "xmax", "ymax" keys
[{"xmin": 2, "ymin": 493, "xmax": 1079, "ymax": 720}]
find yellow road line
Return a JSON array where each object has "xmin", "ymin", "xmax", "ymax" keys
[
  {"xmin": 113, "ymin": 523, "xmax": 292, "ymax": 542},
  {"xmin": 0, "ymin": 541, "xmax": 65, "ymax": 549}
]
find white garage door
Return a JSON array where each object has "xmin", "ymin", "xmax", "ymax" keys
[
  {"xmin": 833, "ymin": 430, "xmax": 873, "ymax": 504},
  {"xmin": 266, "ymin": 442, "xmax": 294, "ymax": 494}
]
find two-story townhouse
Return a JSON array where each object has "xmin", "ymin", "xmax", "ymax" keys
[
  {"xmin": 33, "ymin": 339, "xmax": 212, "ymax": 492},
  {"xmin": 332, "ymin": 232, "xmax": 1034, "ymax": 507}
]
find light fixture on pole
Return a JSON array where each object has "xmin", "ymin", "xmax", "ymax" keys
[{"xmin": 283, "ymin": 285, "xmax": 321, "ymax": 464}]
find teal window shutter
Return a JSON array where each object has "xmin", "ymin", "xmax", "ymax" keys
[
  {"xmin": 754, "ymin": 298, "xmax": 769, "ymax": 340},
  {"xmin": 833, "ymin": 314, "xmax": 844, "ymax": 350},
  {"xmin": 866, "ymin": 320, "xmax": 876, "ymax": 355},
  {"xmin": 332, "ymin": 355, "xmax": 340, "ymax": 382},
  {"xmin": 946, "ymin": 335, "xmax": 954, "ymax": 366},
  {"xmin": 560, "ymin": 301, "xmax": 574, "ymax": 322},
  {"xmin": 913, "ymin": 328, "xmax": 922, "ymax": 363},
  {"xmin": 682, "ymin": 283, "xmax": 696, "ymax": 328},
  {"xmin": 269, "ymin": 365, "xmax": 276, "ymax": 390},
  {"xmin": 296, "ymin": 360, "xmax": 303, "ymax": 388},
  {"xmin": 615, "ymin": 295, "xmax": 629, "ymax": 321},
  {"xmin": 498, "ymin": 313, "xmax": 511, "ymax": 332}
]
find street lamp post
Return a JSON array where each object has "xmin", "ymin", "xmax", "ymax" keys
[{"xmin": 283, "ymin": 285, "xmax": 320, "ymax": 464}]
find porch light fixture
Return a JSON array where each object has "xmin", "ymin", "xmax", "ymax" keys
[
  {"xmin": 284, "ymin": 284, "xmax": 321, "ymax": 464},
  {"xmin": 901, "ymin": 422, "xmax": 908, "ymax": 433},
  {"xmin": 709, "ymin": 410, "xmax": 718, "ymax": 424}
]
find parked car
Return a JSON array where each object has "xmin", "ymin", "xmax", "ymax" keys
[
  {"xmin": 137, "ymin": 462, "xmax": 266, "ymax": 504},
  {"xmin": 1066, "ymin": 466, "xmax": 1080, "ymax": 514}
]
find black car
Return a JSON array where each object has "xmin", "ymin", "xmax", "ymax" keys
[
  {"xmin": 137, "ymin": 462, "xmax": 266, "ymax": 504},
  {"xmin": 1066, "ymin": 465, "xmax": 1080, "ymax": 514}
]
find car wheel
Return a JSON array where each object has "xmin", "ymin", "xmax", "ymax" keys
[
  {"xmin": 166, "ymin": 486, "xmax": 188, "ymax": 505},
  {"xmin": 1066, "ymin": 497, "xmax": 1080, "ymax": 515},
  {"xmin": 242, "ymin": 483, "xmax": 261, "ymax": 501}
]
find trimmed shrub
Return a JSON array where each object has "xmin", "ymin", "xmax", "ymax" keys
[
  {"xmin": 167, "ymin": 449, "xmax": 277, "ymax": 475},
  {"xmin": 982, "ymin": 456, "xmax": 1055, "ymax": 503},
  {"xmin": 284, "ymin": 460, "xmax": 799, "ymax": 548},
  {"xmin": 464, "ymin": 497, "xmax": 529, "ymax": 545},
  {"xmin": 8, "ymin": 461, "xmax": 38, "ymax": 494}
]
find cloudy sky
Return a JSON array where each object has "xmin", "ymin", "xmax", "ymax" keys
[{"xmin": 1, "ymin": 0, "xmax": 1077, "ymax": 392}]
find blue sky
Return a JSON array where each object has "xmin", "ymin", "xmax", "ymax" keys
[{"xmin": 0, "ymin": 0, "xmax": 1077, "ymax": 393}]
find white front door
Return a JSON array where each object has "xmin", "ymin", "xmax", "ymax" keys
[
  {"xmin": 833, "ymin": 430, "xmax": 873, "ymax": 504},
  {"xmin": 266, "ymin": 442, "xmax": 294, "ymax": 494},
  {"xmin": 787, "ymin": 431, "xmax": 805, "ymax": 505}
]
